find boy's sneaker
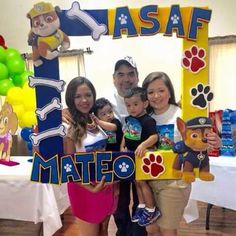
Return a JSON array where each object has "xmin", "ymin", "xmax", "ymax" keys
[
  {"xmin": 138, "ymin": 207, "xmax": 161, "ymax": 227},
  {"xmin": 131, "ymin": 207, "xmax": 144, "ymax": 222}
]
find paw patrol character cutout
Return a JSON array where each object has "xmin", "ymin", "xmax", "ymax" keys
[
  {"xmin": 172, "ymin": 117, "xmax": 214, "ymax": 183},
  {"xmin": 0, "ymin": 103, "xmax": 18, "ymax": 165},
  {"xmin": 27, "ymin": 2, "xmax": 70, "ymax": 67}
]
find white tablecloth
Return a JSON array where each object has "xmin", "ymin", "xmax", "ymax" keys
[
  {"xmin": 190, "ymin": 156, "xmax": 236, "ymax": 210},
  {"xmin": 0, "ymin": 156, "xmax": 70, "ymax": 236},
  {"xmin": 2, "ymin": 156, "xmax": 232, "ymax": 231}
]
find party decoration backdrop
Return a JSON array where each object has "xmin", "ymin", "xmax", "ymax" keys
[{"xmin": 28, "ymin": 2, "xmax": 212, "ymax": 183}]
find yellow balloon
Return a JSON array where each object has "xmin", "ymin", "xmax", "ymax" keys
[
  {"xmin": 6, "ymin": 87, "xmax": 23, "ymax": 105},
  {"xmin": 18, "ymin": 118, "xmax": 25, "ymax": 128},
  {"xmin": 22, "ymin": 83, "xmax": 36, "ymax": 98},
  {"xmin": 23, "ymin": 98, "xmax": 36, "ymax": 111},
  {"xmin": 23, "ymin": 82, "xmax": 33, "ymax": 91},
  {"xmin": 21, "ymin": 82, "xmax": 36, "ymax": 112},
  {"xmin": 21, "ymin": 111, "xmax": 37, "ymax": 128},
  {"xmin": 12, "ymin": 104, "xmax": 24, "ymax": 119}
]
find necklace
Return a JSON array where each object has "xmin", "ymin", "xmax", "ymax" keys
[{"xmin": 87, "ymin": 118, "xmax": 97, "ymax": 131}]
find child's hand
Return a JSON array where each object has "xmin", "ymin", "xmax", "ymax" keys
[
  {"xmin": 135, "ymin": 143, "xmax": 146, "ymax": 158},
  {"xmin": 120, "ymin": 146, "xmax": 128, "ymax": 152},
  {"xmin": 90, "ymin": 113, "xmax": 99, "ymax": 124}
]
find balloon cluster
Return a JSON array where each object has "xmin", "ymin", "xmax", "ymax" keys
[
  {"xmin": 0, "ymin": 36, "xmax": 37, "ymax": 156},
  {"xmin": 0, "ymin": 46, "xmax": 33, "ymax": 95},
  {"xmin": 0, "ymin": 44, "xmax": 37, "ymax": 128},
  {"xmin": 6, "ymin": 84, "xmax": 37, "ymax": 128}
]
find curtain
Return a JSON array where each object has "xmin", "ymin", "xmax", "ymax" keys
[
  {"xmin": 25, "ymin": 53, "xmax": 86, "ymax": 108},
  {"xmin": 209, "ymin": 36, "xmax": 236, "ymax": 111},
  {"xmin": 59, "ymin": 54, "xmax": 85, "ymax": 107}
]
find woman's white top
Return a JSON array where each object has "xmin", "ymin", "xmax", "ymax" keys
[
  {"xmin": 151, "ymin": 104, "xmax": 182, "ymax": 142},
  {"xmin": 64, "ymin": 122, "xmax": 107, "ymax": 152}
]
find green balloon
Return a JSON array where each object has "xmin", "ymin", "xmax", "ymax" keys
[
  {"xmin": 12, "ymin": 74, "xmax": 23, "ymax": 87},
  {"xmin": 7, "ymin": 58, "xmax": 25, "ymax": 76},
  {"xmin": 0, "ymin": 62, "xmax": 8, "ymax": 80},
  {"xmin": 0, "ymin": 46, "xmax": 6, "ymax": 63},
  {"xmin": 5, "ymin": 48, "xmax": 21, "ymax": 63},
  {"xmin": 21, "ymin": 70, "xmax": 33, "ymax": 81},
  {"xmin": 11, "ymin": 70, "xmax": 34, "ymax": 87},
  {"xmin": 0, "ymin": 79, "xmax": 14, "ymax": 96}
]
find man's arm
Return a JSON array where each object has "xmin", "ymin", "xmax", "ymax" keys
[{"xmin": 62, "ymin": 108, "xmax": 75, "ymax": 124}]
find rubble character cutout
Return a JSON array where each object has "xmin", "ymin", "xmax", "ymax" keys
[{"xmin": 27, "ymin": 2, "xmax": 70, "ymax": 67}]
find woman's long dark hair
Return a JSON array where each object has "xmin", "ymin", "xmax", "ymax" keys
[
  {"xmin": 65, "ymin": 76, "xmax": 96, "ymax": 146},
  {"xmin": 142, "ymin": 71, "xmax": 178, "ymax": 114}
]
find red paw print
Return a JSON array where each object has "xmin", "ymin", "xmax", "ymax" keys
[
  {"xmin": 142, "ymin": 153, "xmax": 165, "ymax": 178},
  {"xmin": 182, "ymin": 45, "xmax": 206, "ymax": 73}
]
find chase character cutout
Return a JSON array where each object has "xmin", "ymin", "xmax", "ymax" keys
[{"xmin": 172, "ymin": 117, "xmax": 214, "ymax": 183}]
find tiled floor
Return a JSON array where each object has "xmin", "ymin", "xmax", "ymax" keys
[{"xmin": 54, "ymin": 202, "xmax": 236, "ymax": 236}]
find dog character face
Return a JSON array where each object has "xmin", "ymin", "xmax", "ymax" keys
[
  {"xmin": 184, "ymin": 127, "xmax": 212, "ymax": 151},
  {"xmin": 27, "ymin": 2, "xmax": 70, "ymax": 66},
  {"xmin": 0, "ymin": 103, "xmax": 18, "ymax": 160},
  {"xmin": 177, "ymin": 117, "xmax": 212, "ymax": 152},
  {"xmin": 0, "ymin": 103, "xmax": 18, "ymax": 136},
  {"xmin": 31, "ymin": 11, "xmax": 60, "ymax": 37}
]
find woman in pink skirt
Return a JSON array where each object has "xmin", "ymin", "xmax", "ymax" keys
[{"xmin": 63, "ymin": 77, "xmax": 118, "ymax": 236}]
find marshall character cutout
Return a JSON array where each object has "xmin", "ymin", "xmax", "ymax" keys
[
  {"xmin": 27, "ymin": 2, "xmax": 70, "ymax": 67},
  {"xmin": 172, "ymin": 117, "xmax": 215, "ymax": 183}
]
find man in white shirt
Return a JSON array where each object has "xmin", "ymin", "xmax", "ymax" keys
[
  {"xmin": 109, "ymin": 56, "xmax": 139, "ymax": 126},
  {"xmin": 111, "ymin": 57, "xmax": 147, "ymax": 236}
]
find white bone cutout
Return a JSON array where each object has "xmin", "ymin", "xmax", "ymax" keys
[
  {"xmin": 66, "ymin": 1, "xmax": 107, "ymax": 41},
  {"xmin": 28, "ymin": 76, "xmax": 65, "ymax": 92},
  {"xmin": 36, "ymin": 98, "xmax": 62, "ymax": 121},
  {"xmin": 30, "ymin": 124, "xmax": 66, "ymax": 146}
]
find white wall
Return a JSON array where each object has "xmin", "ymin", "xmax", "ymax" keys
[
  {"xmin": 1, "ymin": 0, "xmax": 236, "ymax": 101},
  {"xmin": 2, "ymin": 0, "xmax": 236, "ymax": 48}
]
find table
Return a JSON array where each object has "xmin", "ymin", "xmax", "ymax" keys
[
  {"xmin": 0, "ymin": 156, "xmax": 70, "ymax": 236},
  {"xmin": 189, "ymin": 156, "xmax": 236, "ymax": 229},
  {"xmin": 2, "ymin": 156, "xmax": 233, "ymax": 233},
  {"xmin": 190, "ymin": 156, "xmax": 236, "ymax": 210}
]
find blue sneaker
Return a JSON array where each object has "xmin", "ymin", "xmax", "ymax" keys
[
  {"xmin": 131, "ymin": 207, "xmax": 144, "ymax": 223},
  {"xmin": 138, "ymin": 207, "xmax": 161, "ymax": 227}
]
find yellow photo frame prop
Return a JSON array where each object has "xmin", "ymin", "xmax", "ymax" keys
[{"xmin": 28, "ymin": 2, "xmax": 212, "ymax": 183}]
